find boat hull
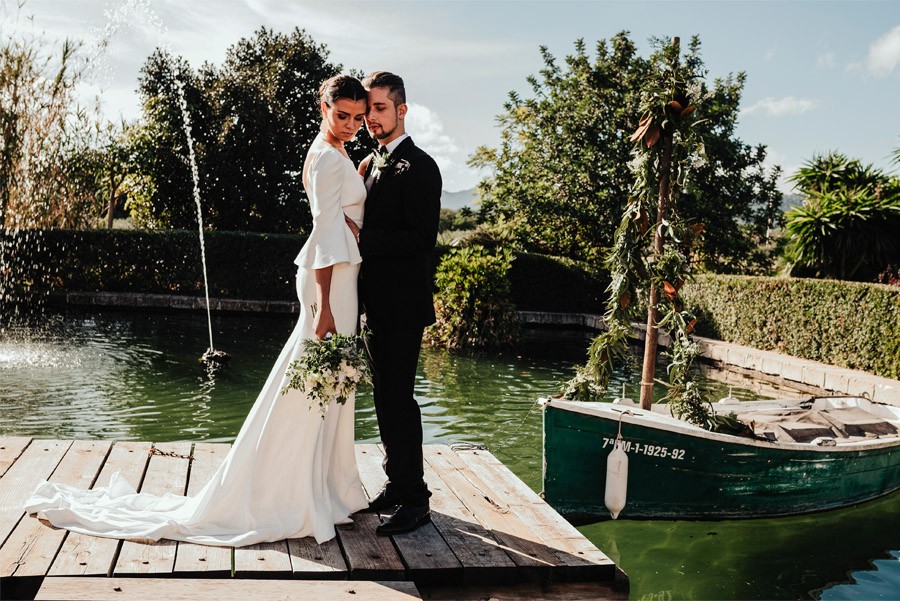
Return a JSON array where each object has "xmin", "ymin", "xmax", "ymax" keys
[{"xmin": 543, "ymin": 401, "xmax": 900, "ymax": 520}]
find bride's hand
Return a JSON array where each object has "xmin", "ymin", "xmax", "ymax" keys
[
  {"xmin": 344, "ymin": 214, "xmax": 360, "ymax": 243},
  {"xmin": 314, "ymin": 306, "xmax": 337, "ymax": 340}
]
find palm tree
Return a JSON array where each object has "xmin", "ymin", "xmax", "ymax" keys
[
  {"xmin": 784, "ymin": 151, "xmax": 900, "ymax": 281},
  {"xmin": 790, "ymin": 151, "xmax": 886, "ymax": 196}
]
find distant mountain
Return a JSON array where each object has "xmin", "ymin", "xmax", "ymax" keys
[
  {"xmin": 441, "ymin": 188, "xmax": 476, "ymax": 211},
  {"xmin": 781, "ymin": 192, "xmax": 803, "ymax": 213}
]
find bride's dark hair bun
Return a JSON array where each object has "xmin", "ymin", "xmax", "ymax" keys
[{"xmin": 319, "ymin": 75, "xmax": 366, "ymax": 107}]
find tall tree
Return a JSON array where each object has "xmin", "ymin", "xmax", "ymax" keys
[
  {"xmin": 131, "ymin": 27, "xmax": 375, "ymax": 234},
  {"xmin": 470, "ymin": 32, "xmax": 782, "ymax": 272},
  {"xmin": 130, "ymin": 50, "xmax": 211, "ymax": 230}
]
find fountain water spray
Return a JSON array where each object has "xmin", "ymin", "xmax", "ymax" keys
[
  {"xmin": 95, "ymin": 0, "xmax": 228, "ymax": 367},
  {"xmin": 172, "ymin": 77, "xmax": 227, "ymax": 366}
]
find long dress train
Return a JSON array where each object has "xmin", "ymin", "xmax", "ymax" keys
[{"xmin": 24, "ymin": 134, "xmax": 369, "ymax": 546}]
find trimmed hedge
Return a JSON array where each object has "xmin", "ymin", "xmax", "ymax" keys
[
  {"xmin": 3, "ymin": 229, "xmax": 606, "ymax": 312},
  {"xmin": 8, "ymin": 229, "xmax": 300, "ymax": 300},
  {"xmin": 683, "ymin": 274, "xmax": 900, "ymax": 380}
]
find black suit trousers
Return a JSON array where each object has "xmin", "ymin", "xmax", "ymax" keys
[{"xmin": 364, "ymin": 320, "xmax": 431, "ymax": 506}]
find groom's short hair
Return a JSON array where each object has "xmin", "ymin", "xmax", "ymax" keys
[{"xmin": 362, "ymin": 71, "xmax": 406, "ymax": 107}]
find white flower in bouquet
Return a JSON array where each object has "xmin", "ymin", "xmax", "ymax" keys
[
  {"xmin": 281, "ymin": 331, "xmax": 371, "ymax": 417},
  {"xmin": 341, "ymin": 360, "xmax": 358, "ymax": 380}
]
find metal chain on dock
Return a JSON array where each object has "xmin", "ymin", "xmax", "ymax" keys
[{"xmin": 148, "ymin": 447, "xmax": 194, "ymax": 461}]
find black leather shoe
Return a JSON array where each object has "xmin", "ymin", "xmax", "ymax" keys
[
  {"xmin": 375, "ymin": 503, "xmax": 431, "ymax": 536},
  {"xmin": 361, "ymin": 487, "xmax": 402, "ymax": 514}
]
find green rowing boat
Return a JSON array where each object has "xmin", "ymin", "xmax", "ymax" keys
[{"xmin": 543, "ymin": 396, "xmax": 900, "ymax": 521}]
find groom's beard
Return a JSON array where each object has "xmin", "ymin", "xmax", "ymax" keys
[{"xmin": 369, "ymin": 123, "xmax": 397, "ymax": 141}]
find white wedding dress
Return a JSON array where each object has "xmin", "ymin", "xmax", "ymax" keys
[{"xmin": 24, "ymin": 134, "xmax": 369, "ymax": 546}]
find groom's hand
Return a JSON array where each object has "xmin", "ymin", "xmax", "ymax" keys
[
  {"xmin": 344, "ymin": 214, "xmax": 360, "ymax": 243},
  {"xmin": 358, "ymin": 156, "xmax": 372, "ymax": 177}
]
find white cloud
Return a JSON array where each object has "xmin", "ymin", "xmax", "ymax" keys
[
  {"xmin": 741, "ymin": 96, "xmax": 820, "ymax": 117},
  {"xmin": 817, "ymin": 52, "xmax": 836, "ymax": 69},
  {"xmin": 406, "ymin": 103, "xmax": 459, "ymax": 156},
  {"xmin": 764, "ymin": 47, "xmax": 777, "ymax": 60},
  {"xmin": 405, "ymin": 103, "xmax": 478, "ymax": 191},
  {"xmin": 866, "ymin": 25, "xmax": 900, "ymax": 77}
]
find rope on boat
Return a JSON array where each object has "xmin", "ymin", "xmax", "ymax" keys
[
  {"xmin": 449, "ymin": 400, "xmax": 547, "ymax": 515},
  {"xmin": 488, "ymin": 398, "xmax": 545, "ymax": 455}
]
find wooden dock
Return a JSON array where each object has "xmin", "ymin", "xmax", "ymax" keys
[{"xmin": 0, "ymin": 438, "xmax": 627, "ymax": 600}]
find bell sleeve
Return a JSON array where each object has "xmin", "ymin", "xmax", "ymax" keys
[{"xmin": 294, "ymin": 150, "xmax": 362, "ymax": 269}]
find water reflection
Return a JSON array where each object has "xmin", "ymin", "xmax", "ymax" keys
[{"xmin": 582, "ymin": 488, "xmax": 900, "ymax": 600}]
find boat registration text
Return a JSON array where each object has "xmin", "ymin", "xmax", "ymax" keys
[{"xmin": 602, "ymin": 438, "xmax": 687, "ymax": 460}]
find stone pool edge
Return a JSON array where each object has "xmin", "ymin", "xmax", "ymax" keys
[
  {"xmin": 516, "ymin": 310, "xmax": 900, "ymax": 407},
  {"xmin": 55, "ymin": 291, "xmax": 900, "ymax": 407}
]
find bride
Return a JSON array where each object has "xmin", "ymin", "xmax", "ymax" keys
[{"xmin": 24, "ymin": 75, "xmax": 371, "ymax": 546}]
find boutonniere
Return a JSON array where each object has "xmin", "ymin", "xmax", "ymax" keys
[
  {"xmin": 393, "ymin": 159, "xmax": 411, "ymax": 175},
  {"xmin": 371, "ymin": 151, "xmax": 389, "ymax": 171}
]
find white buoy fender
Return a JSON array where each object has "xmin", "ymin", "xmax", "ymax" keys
[{"xmin": 604, "ymin": 438, "xmax": 629, "ymax": 519}]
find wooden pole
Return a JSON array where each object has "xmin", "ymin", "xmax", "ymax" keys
[
  {"xmin": 106, "ymin": 184, "xmax": 116, "ymax": 229},
  {"xmin": 639, "ymin": 36, "xmax": 679, "ymax": 410}
]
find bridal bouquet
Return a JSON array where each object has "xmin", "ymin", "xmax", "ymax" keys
[{"xmin": 281, "ymin": 332, "xmax": 370, "ymax": 415}]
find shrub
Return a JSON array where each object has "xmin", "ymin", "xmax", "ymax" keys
[
  {"xmin": 425, "ymin": 246, "xmax": 520, "ymax": 349},
  {"xmin": 683, "ymin": 274, "xmax": 900, "ymax": 379}
]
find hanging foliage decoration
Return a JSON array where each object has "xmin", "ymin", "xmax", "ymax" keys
[{"xmin": 563, "ymin": 36, "xmax": 740, "ymax": 432}]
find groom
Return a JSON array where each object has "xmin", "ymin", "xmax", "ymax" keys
[{"xmin": 356, "ymin": 71, "xmax": 441, "ymax": 535}]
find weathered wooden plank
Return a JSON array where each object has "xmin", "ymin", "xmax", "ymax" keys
[
  {"xmin": 233, "ymin": 540, "xmax": 292, "ymax": 577},
  {"xmin": 49, "ymin": 441, "xmax": 152, "ymax": 577},
  {"xmin": 1, "ymin": 440, "xmax": 110, "ymax": 578},
  {"xmin": 459, "ymin": 449, "xmax": 616, "ymax": 581},
  {"xmin": 0, "ymin": 437, "xmax": 32, "ymax": 478},
  {"xmin": 420, "ymin": 447, "xmax": 518, "ymax": 585},
  {"xmin": 113, "ymin": 441, "xmax": 192, "ymax": 576},
  {"xmin": 355, "ymin": 445, "xmax": 463, "ymax": 585},
  {"xmin": 340, "ymin": 445, "xmax": 406, "ymax": 580},
  {"xmin": 282, "ymin": 444, "xmax": 371, "ymax": 579},
  {"xmin": 0, "ymin": 440, "xmax": 70, "ymax": 547},
  {"xmin": 35, "ymin": 577, "xmax": 423, "ymax": 601},
  {"xmin": 338, "ymin": 511, "xmax": 407, "ymax": 581},
  {"xmin": 173, "ymin": 442, "xmax": 232, "ymax": 576},
  {"xmin": 423, "ymin": 446, "xmax": 561, "ymax": 578},
  {"xmin": 354, "ymin": 443, "xmax": 386, "ymax": 495},
  {"xmin": 288, "ymin": 535, "xmax": 348, "ymax": 579}
]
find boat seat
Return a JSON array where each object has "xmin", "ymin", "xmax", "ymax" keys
[
  {"xmin": 820, "ymin": 408, "xmax": 899, "ymax": 437},
  {"xmin": 772, "ymin": 422, "xmax": 838, "ymax": 443}
]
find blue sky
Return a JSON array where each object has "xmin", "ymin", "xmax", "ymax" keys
[{"xmin": 5, "ymin": 0, "xmax": 900, "ymax": 193}]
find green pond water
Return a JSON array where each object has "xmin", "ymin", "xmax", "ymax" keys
[{"xmin": 1, "ymin": 308, "xmax": 898, "ymax": 600}]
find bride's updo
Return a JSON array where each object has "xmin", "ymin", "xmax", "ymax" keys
[{"xmin": 318, "ymin": 75, "xmax": 367, "ymax": 111}]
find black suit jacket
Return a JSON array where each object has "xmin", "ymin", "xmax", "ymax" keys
[{"xmin": 359, "ymin": 136, "xmax": 441, "ymax": 329}]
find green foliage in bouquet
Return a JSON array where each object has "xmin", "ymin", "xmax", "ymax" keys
[
  {"xmin": 425, "ymin": 245, "xmax": 520, "ymax": 349},
  {"xmin": 281, "ymin": 332, "xmax": 370, "ymax": 415}
]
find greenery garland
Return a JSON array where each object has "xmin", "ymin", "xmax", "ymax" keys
[{"xmin": 564, "ymin": 36, "xmax": 730, "ymax": 430}]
